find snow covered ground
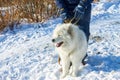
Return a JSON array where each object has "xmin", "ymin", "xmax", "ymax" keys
[{"xmin": 0, "ymin": 1, "xmax": 120, "ymax": 80}]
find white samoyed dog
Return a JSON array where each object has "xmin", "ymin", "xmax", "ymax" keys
[{"xmin": 52, "ymin": 23, "xmax": 88, "ymax": 78}]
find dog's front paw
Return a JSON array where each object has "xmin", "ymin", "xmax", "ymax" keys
[
  {"xmin": 70, "ymin": 70, "xmax": 78, "ymax": 77},
  {"xmin": 60, "ymin": 73, "xmax": 67, "ymax": 79},
  {"xmin": 71, "ymin": 72, "xmax": 77, "ymax": 77}
]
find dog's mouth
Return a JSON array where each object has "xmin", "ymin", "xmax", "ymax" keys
[{"xmin": 56, "ymin": 42, "xmax": 64, "ymax": 47}]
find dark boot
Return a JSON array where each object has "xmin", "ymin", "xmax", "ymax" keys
[{"xmin": 82, "ymin": 54, "xmax": 88, "ymax": 65}]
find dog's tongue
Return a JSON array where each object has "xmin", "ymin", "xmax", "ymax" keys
[{"xmin": 56, "ymin": 42, "xmax": 63, "ymax": 47}]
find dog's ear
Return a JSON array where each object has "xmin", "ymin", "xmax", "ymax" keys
[{"xmin": 67, "ymin": 24, "xmax": 73, "ymax": 38}]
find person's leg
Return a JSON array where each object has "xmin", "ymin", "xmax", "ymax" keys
[
  {"xmin": 79, "ymin": 4, "xmax": 92, "ymax": 64},
  {"xmin": 79, "ymin": 4, "xmax": 91, "ymax": 41}
]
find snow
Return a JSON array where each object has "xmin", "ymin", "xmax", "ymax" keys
[{"xmin": 0, "ymin": 1, "xmax": 120, "ymax": 80}]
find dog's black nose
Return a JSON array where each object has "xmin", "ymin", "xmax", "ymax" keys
[{"xmin": 52, "ymin": 39, "xmax": 55, "ymax": 42}]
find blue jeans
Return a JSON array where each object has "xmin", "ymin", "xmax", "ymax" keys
[
  {"xmin": 79, "ymin": 4, "xmax": 91, "ymax": 42},
  {"xmin": 70, "ymin": 4, "xmax": 91, "ymax": 42}
]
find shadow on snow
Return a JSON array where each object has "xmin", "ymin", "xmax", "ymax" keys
[{"xmin": 87, "ymin": 55, "xmax": 120, "ymax": 72}]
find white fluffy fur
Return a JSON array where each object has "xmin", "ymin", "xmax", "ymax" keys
[{"xmin": 52, "ymin": 23, "xmax": 88, "ymax": 78}]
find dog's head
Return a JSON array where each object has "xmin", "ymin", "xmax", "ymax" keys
[{"xmin": 52, "ymin": 23, "xmax": 74, "ymax": 48}]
